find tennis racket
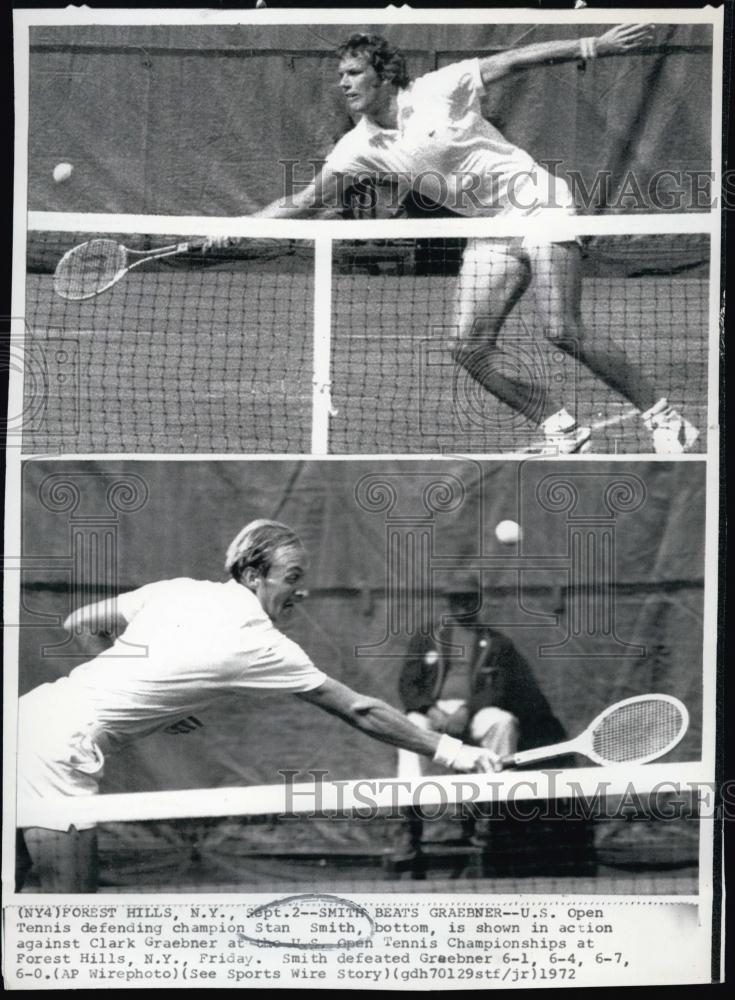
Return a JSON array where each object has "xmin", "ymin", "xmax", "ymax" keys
[
  {"xmin": 502, "ymin": 694, "xmax": 689, "ymax": 767},
  {"xmin": 53, "ymin": 237, "xmax": 207, "ymax": 300}
]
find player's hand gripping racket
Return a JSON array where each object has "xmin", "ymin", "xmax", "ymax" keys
[
  {"xmin": 54, "ymin": 237, "xmax": 207, "ymax": 300},
  {"xmin": 502, "ymin": 694, "xmax": 689, "ymax": 767}
]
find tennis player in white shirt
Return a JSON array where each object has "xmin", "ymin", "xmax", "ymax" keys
[
  {"xmin": 16, "ymin": 519, "xmax": 499, "ymax": 892},
  {"xmin": 222, "ymin": 25, "xmax": 697, "ymax": 454}
]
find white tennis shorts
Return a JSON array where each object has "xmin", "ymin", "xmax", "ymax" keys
[
  {"xmin": 17, "ymin": 681, "xmax": 106, "ymax": 831},
  {"xmin": 464, "ymin": 172, "xmax": 578, "ymax": 268}
]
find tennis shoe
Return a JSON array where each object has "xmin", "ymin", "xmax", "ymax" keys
[{"xmin": 642, "ymin": 398, "xmax": 699, "ymax": 454}]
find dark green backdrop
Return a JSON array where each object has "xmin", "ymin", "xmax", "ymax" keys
[{"xmin": 28, "ymin": 23, "xmax": 712, "ymax": 215}]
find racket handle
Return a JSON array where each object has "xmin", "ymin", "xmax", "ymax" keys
[{"xmin": 501, "ymin": 737, "xmax": 579, "ymax": 767}]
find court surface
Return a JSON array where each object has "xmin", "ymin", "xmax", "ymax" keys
[{"xmin": 24, "ymin": 268, "xmax": 314, "ymax": 454}]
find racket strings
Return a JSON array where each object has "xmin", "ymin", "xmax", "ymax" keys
[
  {"xmin": 54, "ymin": 239, "xmax": 127, "ymax": 299},
  {"xmin": 591, "ymin": 699, "xmax": 684, "ymax": 764}
]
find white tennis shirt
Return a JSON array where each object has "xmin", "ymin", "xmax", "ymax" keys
[
  {"xmin": 56, "ymin": 578, "xmax": 326, "ymax": 746},
  {"xmin": 325, "ymin": 58, "xmax": 574, "ymax": 218}
]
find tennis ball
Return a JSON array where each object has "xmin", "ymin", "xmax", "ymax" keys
[
  {"xmin": 495, "ymin": 520, "xmax": 522, "ymax": 545},
  {"xmin": 52, "ymin": 162, "xmax": 73, "ymax": 183}
]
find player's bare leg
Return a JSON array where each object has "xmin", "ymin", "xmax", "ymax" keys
[
  {"xmin": 529, "ymin": 240, "xmax": 657, "ymax": 406},
  {"xmin": 529, "ymin": 241, "xmax": 698, "ymax": 452},
  {"xmin": 22, "ymin": 826, "xmax": 99, "ymax": 893},
  {"xmin": 451, "ymin": 239, "xmax": 593, "ymax": 452},
  {"xmin": 451, "ymin": 240, "xmax": 555, "ymax": 424},
  {"xmin": 15, "ymin": 830, "xmax": 33, "ymax": 891}
]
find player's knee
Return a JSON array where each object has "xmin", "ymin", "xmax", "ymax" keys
[
  {"xmin": 451, "ymin": 313, "xmax": 503, "ymax": 348},
  {"xmin": 450, "ymin": 339, "xmax": 472, "ymax": 365},
  {"xmin": 450, "ymin": 338, "xmax": 498, "ymax": 370}
]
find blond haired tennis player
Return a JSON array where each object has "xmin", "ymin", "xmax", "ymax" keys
[{"xmin": 17, "ymin": 519, "xmax": 501, "ymax": 893}]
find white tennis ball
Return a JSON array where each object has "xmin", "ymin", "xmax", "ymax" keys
[
  {"xmin": 495, "ymin": 520, "xmax": 522, "ymax": 545},
  {"xmin": 52, "ymin": 162, "xmax": 73, "ymax": 183}
]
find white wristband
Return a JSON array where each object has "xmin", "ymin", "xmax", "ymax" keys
[
  {"xmin": 433, "ymin": 734, "xmax": 463, "ymax": 768},
  {"xmin": 580, "ymin": 37, "xmax": 599, "ymax": 60}
]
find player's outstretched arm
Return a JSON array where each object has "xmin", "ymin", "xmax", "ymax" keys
[
  {"xmin": 297, "ymin": 677, "xmax": 503, "ymax": 773},
  {"xmin": 204, "ymin": 168, "xmax": 344, "ymax": 248},
  {"xmin": 252, "ymin": 182, "xmax": 320, "ymax": 219},
  {"xmin": 478, "ymin": 23, "xmax": 655, "ymax": 86},
  {"xmin": 256, "ymin": 186, "xmax": 316, "ymax": 219}
]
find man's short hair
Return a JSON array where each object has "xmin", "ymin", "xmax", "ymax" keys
[
  {"xmin": 225, "ymin": 520, "xmax": 303, "ymax": 581},
  {"xmin": 337, "ymin": 33, "xmax": 410, "ymax": 89}
]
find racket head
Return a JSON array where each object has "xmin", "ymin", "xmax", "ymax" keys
[
  {"xmin": 584, "ymin": 694, "xmax": 689, "ymax": 766},
  {"xmin": 54, "ymin": 239, "xmax": 128, "ymax": 300}
]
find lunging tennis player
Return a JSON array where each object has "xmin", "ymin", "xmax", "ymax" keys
[
  {"xmin": 219, "ymin": 25, "xmax": 697, "ymax": 454},
  {"xmin": 16, "ymin": 519, "xmax": 502, "ymax": 893}
]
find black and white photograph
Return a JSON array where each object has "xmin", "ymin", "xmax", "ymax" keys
[{"xmin": 3, "ymin": 3, "xmax": 725, "ymax": 991}]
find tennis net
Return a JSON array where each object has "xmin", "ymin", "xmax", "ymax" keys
[
  {"xmin": 21, "ymin": 214, "xmax": 712, "ymax": 455},
  {"xmin": 16, "ymin": 764, "xmax": 702, "ymax": 893},
  {"xmin": 23, "ymin": 224, "xmax": 314, "ymax": 453}
]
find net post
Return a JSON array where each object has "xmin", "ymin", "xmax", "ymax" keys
[{"xmin": 311, "ymin": 236, "xmax": 334, "ymax": 455}]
